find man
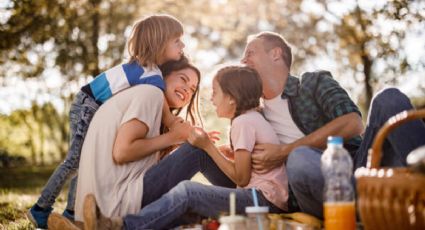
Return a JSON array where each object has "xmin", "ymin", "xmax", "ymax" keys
[{"xmin": 241, "ymin": 31, "xmax": 425, "ymax": 218}]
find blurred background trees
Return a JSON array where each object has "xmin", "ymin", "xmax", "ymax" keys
[{"xmin": 0, "ymin": 0, "xmax": 424, "ymax": 166}]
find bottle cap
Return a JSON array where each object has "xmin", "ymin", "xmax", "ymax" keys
[
  {"xmin": 245, "ymin": 206, "xmax": 269, "ymax": 213},
  {"xmin": 327, "ymin": 136, "xmax": 343, "ymax": 145}
]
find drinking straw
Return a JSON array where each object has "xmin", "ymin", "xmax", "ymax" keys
[
  {"xmin": 251, "ymin": 187, "xmax": 259, "ymax": 207},
  {"xmin": 251, "ymin": 188, "xmax": 263, "ymax": 230},
  {"xmin": 230, "ymin": 192, "xmax": 236, "ymax": 216}
]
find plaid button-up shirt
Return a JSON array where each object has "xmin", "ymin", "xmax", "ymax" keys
[
  {"xmin": 282, "ymin": 70, "xmax": 362, "ymax": 153},
  {"xmin": 282, "ymin": 70, "xmax": 362, "ymax": 212}
]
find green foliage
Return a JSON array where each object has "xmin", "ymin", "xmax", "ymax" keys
[
  {"xmin": 0, "ymin": 0, "xmax": 424, "ymax": 164},
  {"xmin": 0, "ymin": 102, "xmax": 68, "ymax": 165}
]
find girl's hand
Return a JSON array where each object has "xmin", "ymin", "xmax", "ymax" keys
[
  {"xmin": 218, "ymin": 145, "xmax": 234, "ymax": 160},
  {"xmin": 170, "ymin": 120, "xmax": 192, "ymax": 144},
  {"xmin": 207, "ymin": 131, "xmax": 221, "ymax": 143},
  {"xmin": 188, "ymin": 127, "xmax": 211, "ymax": 150}
]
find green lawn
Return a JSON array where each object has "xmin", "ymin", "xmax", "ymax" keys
[
  {"xmin": 0, "ymin": 166, "xmax": 210, "ymax": 230},
  {"xmin": 0, "ymin": 165, "xmax": 68, "ymax": 230}
]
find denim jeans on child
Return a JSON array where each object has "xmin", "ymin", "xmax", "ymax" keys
[
  {"xmin": 285, "ymin": 88, "xmax": 425, "ymax": 219},
  {"xmin": 36, "ymin": 91, "xmax": 99, "ymax": 211}
]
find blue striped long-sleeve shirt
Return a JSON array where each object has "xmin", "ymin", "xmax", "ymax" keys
[{"xmin": 81, "ymin": 61, "xmax": 164, "ymax": 105}]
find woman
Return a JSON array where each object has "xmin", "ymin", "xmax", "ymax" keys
[
  {"xmin": 46, "ymin": 57, "xmax": 200, "ymax": 229},
  {"xmin": 50, "ymin": 60, "xmax": 236, "ymax": 230}
]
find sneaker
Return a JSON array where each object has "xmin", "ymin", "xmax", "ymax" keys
[
  {"xmin": 26, "ymin": 204, "xmax": 53, "ymax": 229},
  {"xmin": 48, "ymin": 212, "xmax": 80, "ymax": 230},
  {"xmin": 83, "ymin": 194, "xmax": 123, "ymax": 230},
  {"xmin": 62, "ymin": 209, "xmax": 75, "ymax": 222}
]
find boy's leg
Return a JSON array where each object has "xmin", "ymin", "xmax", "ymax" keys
[
  {"xmin": 125, "ymin": 181, "xmax": 270, "ymax": 229},
  {"xmin": 286, "ymin": 147, "xmax": 324, "ymax": 219},
  {"xmin": 28, "ymin": 92, "xmax": 97, "ymax": 228},
  {"xmin": 141, "ymin": 143, "xmax": 235, "ymax": 207},
  {"xmin": 62, "ymin": 175, "xmax": 78, "ymax": 219},
  {"xmin": 353, "ymin": 88, "xmax": 425, "ymax": 169}
]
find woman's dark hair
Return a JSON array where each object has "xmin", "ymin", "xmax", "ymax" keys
[
  {"xmin": 159, "ymin": 55, "xmax": 202, "ymax": 126},
  {"xmin": 158, "ymin": 56, "xmax": 202, "ymax": 159},
  {"xmin": 214, "ymin": 66, "xmax": 263, "ymax": 119}
]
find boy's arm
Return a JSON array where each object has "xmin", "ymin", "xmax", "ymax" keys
[{"xmin": 162, "ymin": 100, "xmax": 178, "ymax": 128}]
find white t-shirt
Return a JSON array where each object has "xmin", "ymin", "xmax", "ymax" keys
[
  {"xmin": 262, "ymin": 95, "xmax": 305, "ymax": 144},
  {"xmin": 75, "ymin": 84, "xmax": 163, "ymax": 221}
]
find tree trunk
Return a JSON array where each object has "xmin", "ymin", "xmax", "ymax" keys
[
  {"xmin": 89, "ymin": 0, "xmax": 101, "ymax": 77},
  {"xmin": 361, "ymin": 54, "xmax": 373, "ymax": 109}
]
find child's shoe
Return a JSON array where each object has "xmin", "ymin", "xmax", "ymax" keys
[
  {"xmin": 26, "ymin": 204, "xmax": 53, "ymax": 229},
  {"xmin": 62, "ymin": 209, "xmax": 75, "ymax": 222}
]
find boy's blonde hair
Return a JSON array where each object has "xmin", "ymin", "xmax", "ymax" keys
[{"xmin": 128, "ymin": 14, "xmax": 183, "ymax": 68}]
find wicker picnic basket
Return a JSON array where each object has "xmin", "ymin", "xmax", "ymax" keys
[{"xmin": 355, "ymin": 109, "xmax": 425, "ymax": 230}]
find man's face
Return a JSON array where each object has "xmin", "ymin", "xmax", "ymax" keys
[{"xmin": 241, "ymin": 38, "xmax": 270, "ymax": 75}]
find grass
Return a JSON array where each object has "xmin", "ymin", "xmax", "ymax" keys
[
  {"xmin": 0, "ymin": 166, "xmax": 210, "ymax": 230},
  {"xmin": 0, "ymin": 165, "xmax": 68, "ymax": 230}
]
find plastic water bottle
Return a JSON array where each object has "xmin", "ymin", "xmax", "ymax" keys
[{"xmin": 321, "ymin": 136, "xmax": 356, "ymax": 230}]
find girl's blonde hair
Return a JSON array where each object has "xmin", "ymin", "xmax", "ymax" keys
[{"xmin": 128, "ymin": 14, "xmax": 183, "ymax": 68}]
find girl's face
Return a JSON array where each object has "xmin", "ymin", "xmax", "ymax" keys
[
  {"xmin": 163, "ymin": 36, "xmax": 185, "ymax": 63},
  {"xmin": 211, "ymin": 78, "xmax": 236, "ymax": 119},
  {"xmin": 165, "ymin": 67, "xmax": 198, "ymax": 109}
]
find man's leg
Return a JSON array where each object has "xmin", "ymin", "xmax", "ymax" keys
[
  {"xmin": 353, "ymin": 88, "xmax": 425, "ymax": 169},
  {"xmin": 141, "ymin": 143, "xmax": 235, "ymax": 207},
  {"xmin": 286, "ymin": 146, "xmax": 324, "ymax": 219}
]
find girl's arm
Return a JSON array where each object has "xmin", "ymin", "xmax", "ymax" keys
[
  {"xmin": 189, "ymin": 128, "xmax": 251, "ymax": 187},
  {"xmin": 113, "ymin": 118, "xmax": 191, "ymax": 164}
]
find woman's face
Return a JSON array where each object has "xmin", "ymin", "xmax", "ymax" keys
[
  {"xmin": 211, "ymin": 78, "xmax": 235, "ymax": 119},
  {"xmin": 164, "ymin": 67, "xmax": 199, "ymax": 109}
]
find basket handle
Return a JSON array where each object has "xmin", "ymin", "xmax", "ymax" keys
[{"xmin": 368, "ymin": 108, "xmax": 425, "ymax": 169}]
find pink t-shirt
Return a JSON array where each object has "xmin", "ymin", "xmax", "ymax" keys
[{"xmin": 231, "ymin": 110, "xmax": 288, "ymax": 211}]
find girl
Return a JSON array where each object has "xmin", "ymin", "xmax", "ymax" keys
[
  {"xmin": 81, "ymin": 66, "xmax": 289, "ymax": 229},
  {"xmin": 28, "ymin": 14, "xmax": 188, "ymax": 229}
]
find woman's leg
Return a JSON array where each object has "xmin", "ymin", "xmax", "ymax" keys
[
  {"xmin": 141, "ymin": 143, "xmax": 235, "ymax": 207},
  {"xmin": 125, "ymin": 181, "xmax": 275, "ymax": 229},
  {"xmin": 353, "ymin": 88, "xmax": 425, "ymax": 169}
]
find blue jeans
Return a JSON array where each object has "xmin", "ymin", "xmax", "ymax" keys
[
  {"xmin": 286, "ymin": 88, "xmax": 425, "ymax": 218},
  {"xmin": 124, "ymin": 181, "xmax": 282, "ymax": 229},
  {"xmin": 141, "ymin": 143, "xmax": 235, "ymax": 208},
  {"xmin": 36, "ymin": 91, "xmax": 98, "ymax": 211}
]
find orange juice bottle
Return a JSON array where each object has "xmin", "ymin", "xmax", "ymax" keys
[
  {"xmin": 324, "ymin": 202, "xmax": 356, "ymax": 230},
  {"xmin": 321, "ymin": 137, "xmax": 356, "ymax": 230}
]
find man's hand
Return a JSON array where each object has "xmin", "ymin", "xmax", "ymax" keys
[{"xmin": 252, "ymin": 143, "xmax": 292, "ymax": 173}]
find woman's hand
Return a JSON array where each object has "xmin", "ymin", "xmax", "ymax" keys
[
  {"xmin": 207, "ymin": 131, "xmax": 220, "ymax": 144},
  {"xmin": 169, "ymin": 120, "xmax": 192, "ymax": 144},
  {"xmin": 188, "ymin": 127, "xmax": 211, "ymax": 150}
]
